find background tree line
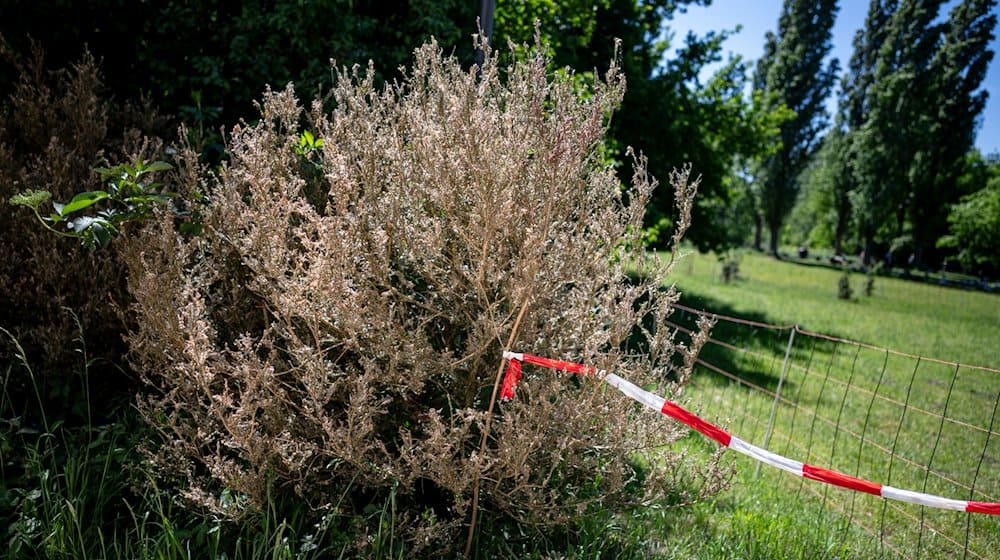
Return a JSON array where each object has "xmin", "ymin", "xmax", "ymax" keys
[
  {"xmin": 785, "ymin": 0, "xmax": 997, "ymax": 275},
  {"xmin": 1, "ymin": 0, "xmax": 996, "ymax": 273}
]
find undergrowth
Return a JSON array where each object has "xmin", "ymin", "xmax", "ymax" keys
[{"xmin": 1, "ymin": 325, "xmax": 725, "ymax": 559}]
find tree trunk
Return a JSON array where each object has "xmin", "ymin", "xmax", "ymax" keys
[
  {"xmin": 768, "ymin": 221, "xmax": 780, "ymax": 257},
  {"xmin": 476, "ymin": 0, "xmax": 496, "ymax": 67},
  {"xmin": 753, "ymin": 213, "xmax": 763, "ymax": 251},
  {"xmin": 478, "ymin": 0, "xmax": 495, "ymax": 39}
]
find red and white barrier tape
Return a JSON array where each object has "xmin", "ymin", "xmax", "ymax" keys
[{"xmin": 500, "ymin": 351, "xmax": 1000, "ymax": 515}]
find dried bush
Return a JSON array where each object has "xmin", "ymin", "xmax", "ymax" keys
[
  {"xmin": 124, "ymin": 39, "xmax": 726, "ymax": 551},
  {"xmin": 0, "ymin": 44, "xmax": 168, "ymax": 412}
]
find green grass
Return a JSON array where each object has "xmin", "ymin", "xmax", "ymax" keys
[
  {"xmin": 0, "ymin": 328, "xmax": 360, "ymax": 560},
  {"xmin": 655, "ymin": 250, "xmax": 1000, "ymax": 559},
  {"xmin": 669, "ymin": 250, "xmax": 1000, "ymax": 365}
]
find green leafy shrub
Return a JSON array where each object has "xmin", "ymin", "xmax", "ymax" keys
[
  {"xmin": 938, "ymin": 176, "xmax": 1000, "ymax": 275},
  {"xmin": 122, "ymin": 39, "xmax": 726, "ymax": 552},
  {"xmin": 2, "ymin": 1, "xmax": 472, "ymax": 147},
  {"xmin": 837, "ymin": 269, "xmax": 853, "ymax": 300}
]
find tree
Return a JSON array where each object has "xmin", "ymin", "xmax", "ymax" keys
[
  {"xmin": 749, "ymin": 29, "xmax": 781, "ymax": 251},
  {"xmin": 1, "ymin": 1, "xmax": 473, "ymax": 142},
  {"xmin": 850, "ymin": 0, "xmax": 945, "ymax": 263},
  {"xmin": 825, "ymin": 0, "xmax": 895, "ymax": 255},
  {"xmin": 846, "ymin": 0, "xmax": 996, "ymax": 266},
  {"xmin": 626, "ymin": 32, "xmax": 786, "ymax": 253},
  {"xmin": 938, "ymin": 171, "xmax": 1000, "ymax": 275},
  {"xmin": 786, "ymin": 1, "xmax": 895, "ymax": 259},
  {"xmin": 754, "ymin": 0, "xmax": 839, "ymax": 255},
  {"xmin": 907, "ymin": 0, "xmax": 997, "ymax": 265},
  {"xmin": 494, "ymin": 0, "xmax": 780, "ymax": 254},
  {"xmin": 790, "ymin": 126, "xmax": 853, "ymax": 251},
  {"xmin": 683, "ymin": 61, "xmax": 789, "ymax": 253}
]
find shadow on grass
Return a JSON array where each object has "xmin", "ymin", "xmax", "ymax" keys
[
  {"xmin": 666, "ymin": 286, "xmax": 813, "ymax": 396},
  {"xmin": 624, "ymin": 272, "xmax": 805, "ymax": 395}
]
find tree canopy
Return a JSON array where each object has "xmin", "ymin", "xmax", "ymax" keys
[
  {"xmin": 752, "ymin": 0, "xmax": 839, "ymax": 255},
  {"xmin": 938, "ymin": 161, "xmax": 1000, "ymax": 273},
  {"xmin": 795, "ymin": 0, "xmax": 997, "ymax": 270}
]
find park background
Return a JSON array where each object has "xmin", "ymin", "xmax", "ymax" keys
[{"xmin": 1, "ymin": 1, "xmax": 998, "ymax": 558}]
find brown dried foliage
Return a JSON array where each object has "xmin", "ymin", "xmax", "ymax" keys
[
  {"xmin": 123, "ymin": 40, "xmax": 727, "ymax": 550},
  {"xmin": 0, "ymin": 44, "xmax": 168, "ymax": 392}
]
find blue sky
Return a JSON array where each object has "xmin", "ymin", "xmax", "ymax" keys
[{"xmin": 668, "ymin": 0, "xmax": 1000, "ymax": 155}]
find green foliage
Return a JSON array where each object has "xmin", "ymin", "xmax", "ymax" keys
[
  {"xmin": 9, "ymin": 160, "xmax": 174, "ymax": 250},
  {"xmin": 792, "ymin": 0, "xmax": 997, "ymax": 267},
  {"xmin": 906, "ymin": 0, "xmax": 998, "ymax": 265},
  {"xmin": 787, "ymin": 127, "xmax": 858, "ymax": 252},
  {"xmin": 637, "ymin": 34, "xmax": 786, "ymax": 254},
  {"xmin": 4, "ymin": 1, "xmax": 791, "ymax": 256},
  {"xmin": 797, "ymin": 0, "xmax": 895, "ymax": 260},
  {"xmin": 7, "ymin": 189, "xmax": 51, "ymax": 210},
  {"xmin": 1, "ymin": 1, "xmax": 472, "ymax": 146},
  {"xmin": 295, "ymin": 130, "xmax": 324, "ymax": 157},
  {"xmin": 495, "ymin": 1, "xmax": 779, "ymax": 254},
  {"xmin": 838, "ymin": 0, "xmax": 997, "ymax": 265},
  {"xmin": 494, "ymin": 0, "xmax": 616, "ymax": 67},
  {"xmin": 753, "ymin": 0, "xmax": 839, "ymax": 255},
  {"xmin": 938, "ymin": 175, "xmax": 1000, "ymax": 273},
  {"xmin": 848, "ymin": 0, "xmax": 936, "ymax": 258},
  {"xmin": 677, "ymin": 62, "xmax": 791, "ymax": 254}
]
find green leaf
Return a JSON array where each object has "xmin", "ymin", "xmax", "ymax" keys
[
  {"xmin": 59, "ymin": 191, "xmax": 110, "ymax": 216},
  {"xmin": 91, "ymin": 222, "xmax": 113, "ymax": 248},
  {"xmin": 9, "ymin": 190, "xmax": 52, "ymax": 210},
  {"xmin": 142, "ymin": 161, "xmax": 174, "ymax": 173},
  {"xmin": 132, "ymin": 181, "xmax": 171, "ymax": 195},
  {"xmin": 124, "ymin": 194, "xmax": 172, "ymax": 206},
  {"xmin": 69, "ymin": 215, "xmax": 97, "ymax": 233}
]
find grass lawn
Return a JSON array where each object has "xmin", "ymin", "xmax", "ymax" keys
[
  {"xmin": 667, "ymin": 250, "xmax": 1000, "ymax": 366},
  {"xmin": 652, "ymin": 250, "xmax": 1000, "ymax": 559}
]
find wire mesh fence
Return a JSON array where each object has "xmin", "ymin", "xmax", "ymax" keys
[{"xmin": 669, "ymin": 302, "xmax": 1000, "ymax": 560}]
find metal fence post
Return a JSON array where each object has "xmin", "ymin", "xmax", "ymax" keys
[{"xmin": 756, "ymin": 326, "xmax": 797, "ymax": 476}]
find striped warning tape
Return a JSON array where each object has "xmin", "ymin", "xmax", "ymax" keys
[{"xmin": 499, "ymin": 351, "xmax": 1000, "ymax": 515}]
